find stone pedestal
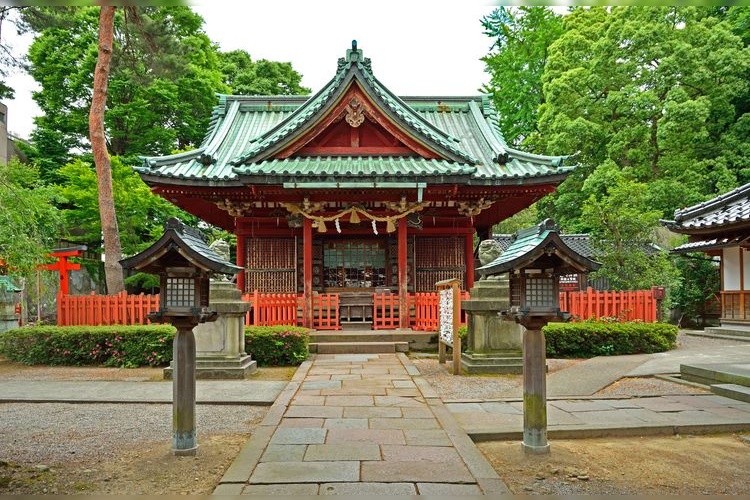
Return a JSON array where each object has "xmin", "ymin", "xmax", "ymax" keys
[
  {"xmin": 460, "ymin": 276, "xmax": 524, "ymax": 374},
  {"xmin": 164, "ymin": 281, "xmax": 255, "ymax": 379}
]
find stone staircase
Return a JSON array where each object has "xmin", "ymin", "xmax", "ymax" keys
[
  {"xmin": 308, "ymin": 330, "xmax": 436, "ymax": 354},
  {"xmin": 680, "ymin": 362, "xmax": 750, "ymax": 404},
  {"xmin": 686, "ymin": 326, "xmax": 750, "ymax": 342}
]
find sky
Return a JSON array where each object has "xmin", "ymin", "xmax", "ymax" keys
[{"xmin": 3, "ymin": 1, "xmax": 499, "ymax": 140}]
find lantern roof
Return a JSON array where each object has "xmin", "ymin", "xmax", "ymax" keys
[
  {"xmin": 119, "ymin": 218, "xmax": 241, "ymax": 276},
  {"xmin": 137, "ymin": 42, "xmax": 574, "ymax": 188},
  {"xmin": 477, "ymin": 219, "xmax": 601, "ymax": 276}
]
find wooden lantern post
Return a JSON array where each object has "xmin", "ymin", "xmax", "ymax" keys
[{"xmin": 120, "ymin": 218, "xmax": 241, "ymax": 455}]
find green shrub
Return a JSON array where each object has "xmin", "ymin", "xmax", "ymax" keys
[
  {"xmin": 0, "ymin": 325, "xmax": 175, "ymax": 367},
  {"xmin": 457, "ymin": 325, "xmax": 468, "ymax": 352},
  {"xmin": 543, "ymin": 321, "xmax": 677, "ymax": 358},
  {"xmin": 245, "ymin": 325, "xmax": 309, "ymax": 366}
]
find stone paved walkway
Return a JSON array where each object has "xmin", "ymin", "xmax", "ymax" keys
[{"xmin": 214, "ymin": 353, "xmax": 510, "ymax": 495}]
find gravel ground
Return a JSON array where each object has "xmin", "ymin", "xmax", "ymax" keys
[{"xmin": 0, "ymin": 403, "xmax": 265, "ymax": 464}]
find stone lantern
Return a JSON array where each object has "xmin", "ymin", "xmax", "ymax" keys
[
  {"xmin": 477, "ymin": 219, "xmax": 599, "ymax": 455},
  {"xmin": 120, "ymin": 218, "xmax": 241, "ymax": 456}
]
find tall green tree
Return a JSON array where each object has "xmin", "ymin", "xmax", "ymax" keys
[
  {"xmin": 56, "ymin": 157, "xmax": 188, "ymax": 257},
  {"xmin": 534, "ymin": 7, "xmax": 750, "ymax": 230},
  {"xmin": 0, "ymin": 159, "xmax": 62, "ymax": 278},
  {"xmin": 90, "ymin": 5, "xmax": 123, "ymax": 294},
  {"xmin": 581, "ymin": 162, "xmax": 676, "ymax": 290},
  {"xmin": 219, "ymin": 50, "xmax": 310, "ymax": 96},
  {"xmin": 23, "ymin": 6, "xmax": 226, "ymax": 181},
  {"xmin": 481, "ymin": 7, "xmax": 564, "ymax": 147}
]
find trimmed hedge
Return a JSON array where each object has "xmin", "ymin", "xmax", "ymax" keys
[
  {"xmin": 543, "ymin": 321, "xmax": 677, "ymax": 358},
  {"xmin": 245, "ymin": 325, "xmax": 309, "ymax": 366},
  {"xmin": 0, "ymin": 325, "xmax": 175, "ymax": 367}
]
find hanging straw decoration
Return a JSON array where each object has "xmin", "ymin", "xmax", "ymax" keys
[{"xmin": 281, "ymin": 201, "xmax": 429, "ymax": 234}]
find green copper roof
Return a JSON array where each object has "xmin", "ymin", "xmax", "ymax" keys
[
  {"xmin": 477, "ymin": 219, "xmax": 600, "ymax": 276},
  {"xmin": 0, "ymin": 276, "xmax": 21, "ymax": 293},
  {"xmin": 138, "ymin": 44, "xmax": 573, "ymax": 187}
]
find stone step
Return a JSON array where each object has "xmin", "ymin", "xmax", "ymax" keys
[
  {"xmin": 310, "ymin": 331, "xmax": 435, "ymax": 352},
  {"xmin": 685, "ymin": 330, "xmax": 750, "ymax": 342},
  {"xmin": 711, "ymin": 384, "xmax": 750, "ymax": 404},
  {"xmin": 680, "ymin": 364, "xmax": 750, "ymax": 387},
  {"xmin": 310, "ymin": 341, "xmax": 409, "ymax": 354},
  {"xmin": 704, "ymin": 326, "xmax": 750, "ymax": 338}
]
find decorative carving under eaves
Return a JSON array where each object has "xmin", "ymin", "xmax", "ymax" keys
[
  {"xmin": 457, "ymin": 197, "xmax": 495, "ymax": 217},
  {"xmin": 302, "ymin": 198, "xmax": 324, "ymax": 213},
  {"xmin": 345, "ymin": 98, "xmax": 365, "ymax": 128},
  {"xmin": 215, "ymin": 199, "xmax": 253, "ymax": 217},
  {"xmin": 384, "ymin": 196, "xmax": 425, "ymax": 214}
]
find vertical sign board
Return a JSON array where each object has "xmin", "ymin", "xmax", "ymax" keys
[{"xmin": 436, "ymin": 278, "xmax": 461, "ymax": 375}]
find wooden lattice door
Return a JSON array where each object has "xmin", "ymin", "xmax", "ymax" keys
[
  {"xmin": 414, "ymin": 237, "xmax": 465, "ymax": 291},
  {"xmin": 245, "ymin": 237, "xmax": 297, "ymax": 293}
]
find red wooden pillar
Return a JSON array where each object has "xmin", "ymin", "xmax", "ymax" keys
[
  {"xmin": 303, "ymin": 217, "xmax": 313, "ymax": 328},
  {"xmin": 398, "ymin": 218, "xmax": 409, "ymax": 329},
  {"xmin": 235, "ymin": 233, "xmax": 246, "ymax": 293},
  {"xmin": 465, "ymin": 231, "xmax": 475, "ymax": 290}
]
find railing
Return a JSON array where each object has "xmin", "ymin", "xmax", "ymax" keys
[
  {"xmin": 57, "ymin": 291, "xmax": 159, "ymax": 326},
  {"xmin": 57, "ymin": 289, "xmax": 472, "ymax": 330},
  {"xmin": 720, "ymin": 291, "xmax": 750, "ymax": 321},
  {"xmin": 242, "ymin": 292, "xmax": 341, "ymax": 330},
  {"xmin": 372, "ymin": 293, "xmax": 400, "ymax": 330},
  {"xmin": 559, "ymin": 287, "xmax": 658, "ymax": 322},
  {"xmin": 244, "ymin": 291, "xmax": 299, "ymax": 327}
]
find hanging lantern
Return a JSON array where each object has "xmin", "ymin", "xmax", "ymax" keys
[
  {"xmin": 349, "ymin": 209, "xmax": 361, "ymax": 224},
  {"xmin": 386, "ymin": 218, "xmax": 396, "ymax": 233}
]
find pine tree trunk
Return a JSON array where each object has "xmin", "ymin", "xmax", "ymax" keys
[{"xmin": 89, "ymin": 6, "xmax": 124, "ymax": 294}]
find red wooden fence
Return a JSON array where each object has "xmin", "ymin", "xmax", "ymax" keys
[
  {"xmin": 57, "ymin": 288, "xmax": 658, "ymax": 328},
  {"xmin": 559, "ymin": 287, "xmax": 658, "ymax": 322},
  {"xmin": 241, "ymin": 292, "xmax": 341, "ymax": 330},
  {"xmin": 57, "ymin": 291, "xmax": 159, "ymax": 326}
]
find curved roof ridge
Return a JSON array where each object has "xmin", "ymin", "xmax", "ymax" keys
[
  {"xmin": 230, "ymin": 43, "xmax": 479, "ymax": 166},
  {"xmin": 467, "ymin": 100, "xmax": 507, "ymax": 162},
  {"xmin": 673, "ymin": 182, "xmax": 750, "ymax": 222}
]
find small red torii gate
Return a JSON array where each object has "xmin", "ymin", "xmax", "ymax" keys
[{"xmin": 42, "ymin": 246, "xmax": 87, "ymax": 296}]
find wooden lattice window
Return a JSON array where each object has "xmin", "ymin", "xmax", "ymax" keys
[
  {"xmin": 524, "ymin": 276, "xmax": 556, "ymax": 309},
  {"xmin": 323, "ymin": 240, "xmax": 386, "ymax": 289},
  {"xmin": 165, "ymin": 278, "xmax": 194, "ymax": 308},
  {"xmin": 414, "ymin": 237, "xmax": 465, "ymax": 292},
  {"xmin": 245, "ymin": 237, "xmax": 296, "ymax": 293}
]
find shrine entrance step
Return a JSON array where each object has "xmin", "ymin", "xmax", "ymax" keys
[
  {"xmin": 309, "ymin": 330, "xmax": 436, "ymax": 353},
  {"xmin": 311, "ymin": 341, "xmax": 409, "ymax": 354}
]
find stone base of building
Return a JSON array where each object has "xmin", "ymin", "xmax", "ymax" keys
[
  {"xmin": 163, "ymin": 354, "xmax": 257, "ymax": 380},
  {"xmin": 460, "ymin": 351, "xmax": 523, "ymax": 374}
]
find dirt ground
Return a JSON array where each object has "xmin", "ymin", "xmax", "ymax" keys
[
  {"xmin": 480, "ymin": 433, "xmax": 750, "ymax": 495},
  {"xmin": 1, "ymin": 357, "xmax": 749, "ymax": 495}
]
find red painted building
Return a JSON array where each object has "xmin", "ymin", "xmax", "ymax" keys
[{"xmin": 137, "ymin": 43, "xmax": 574, "ymax": 329}]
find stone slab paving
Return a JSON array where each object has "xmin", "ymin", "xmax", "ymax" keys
[
  {"xmin": 0, "ymin": 380, "xmax": 286, "ymax": 405},
  {"xmin": 215, "ymin": 352, "xmax": 511, "ymax": 495},
  {"xmin": 449, "ymin": 393, "xmax": 750, "ymax": 440}
]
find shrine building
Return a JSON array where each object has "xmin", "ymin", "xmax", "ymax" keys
[{"xmin": 136, "ymin": 42, "xmax": 574, "ymax": 330}]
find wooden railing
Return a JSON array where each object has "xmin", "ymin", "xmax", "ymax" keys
[
  {"xmin": 372, "ymin": 293, "xmax": 400, "ymax": 330},
  {"xmin": 241, "ymin": 292, "xmax": 341, "ymax": 330},
  {"xmin": 559, "ymin": 287, "xmax": 658, "ymax": 322},
  {"xmin": 720, "ymin": 291, "xmax": 750, "ymax": 321},
  {"xmin": 57, "ymin": 291, "xmax": 159, "ymax": 326},
  {"xmin": 410, "ymin": 292, "xmax": 470, "ymax": 331}
]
